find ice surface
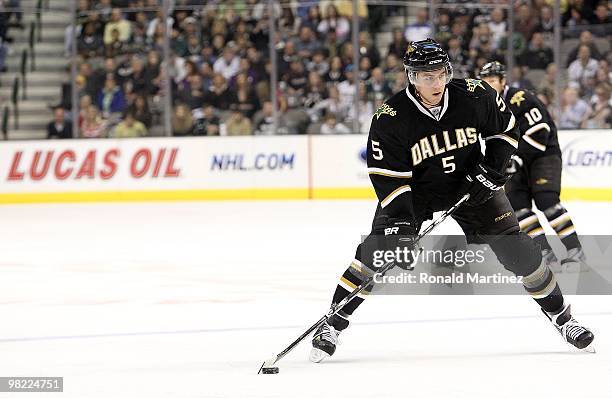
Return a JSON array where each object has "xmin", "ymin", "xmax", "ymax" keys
[{"xmin": 0, "ymin": 200, "xmax": 610, "ymax": 398}]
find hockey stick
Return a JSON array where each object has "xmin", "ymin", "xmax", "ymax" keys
[{"xmin": 257, "ymin": 193, "xmax": 471, "ymax": 374}]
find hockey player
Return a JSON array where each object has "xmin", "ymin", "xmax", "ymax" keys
[
  {"xmin": 478, "ymin": 61, "xmax": 586, "ymax": 269},
  {"xmin": 310, "ymin": 39, "xmax": 594, "ymax": 363}
]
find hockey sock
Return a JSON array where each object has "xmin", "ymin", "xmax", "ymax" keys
[
  {"xmin": 330, "ymin": 259, "xmax": 373, "ymax": 330},
  {"xmin": 515, "ymin": 208, "xmax": 552, "ymax": 251},
  {"xmin": 522, "ymin": 261, "xmax": 564, "ymax": 313},
  {"xmin": 544, "ymin": 204, "xmax": 581, "ymax": 251}
]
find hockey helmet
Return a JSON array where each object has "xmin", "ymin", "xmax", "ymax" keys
[
  {"xmin": 477, "ymin": 61, "xmax": 506, "ymax": 79},
  {"xmin": 403, "ymin": 38, "xmax": 453, "ymax": 86}
]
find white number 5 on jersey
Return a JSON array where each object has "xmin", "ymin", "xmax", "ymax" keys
[{"xmin": 371, "ymin": 140, "xmax": 383, "ymax": 160}]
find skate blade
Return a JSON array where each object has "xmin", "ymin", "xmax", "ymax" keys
[
  {"xmin": 581, "ymin": 344, "xmax": 596, "ymax": 354},
  {"xmin": 309, "ymin": 347, "xmax": 330, "ymax": 363}
]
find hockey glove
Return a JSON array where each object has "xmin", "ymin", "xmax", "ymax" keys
[
  {"xmin": 505, "ymin": 155, "xmax": 524, "ymax": 175},
  {"xmin": 374, "ymin": 217, "xmax": 418, "ymax": 270},
  {"xmin": 463, "ymin": 163, "xmax": 509, "ymax": 206}
]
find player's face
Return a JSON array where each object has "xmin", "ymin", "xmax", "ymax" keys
[
  {"xmin": 482, "ymin": 76, "xmax": 504, "ymax": 94},
  {"xmin": 414, "ymin": 68, "xmax": 448, "ymax": 105}
]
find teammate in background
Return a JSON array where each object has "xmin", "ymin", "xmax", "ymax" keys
[
  {"xmin": 310, "ymin": 39, "xmax": 594, "ymax": 363},
  {"xmin": 478, "ymin": 61, "xmax": 586, "ymax": 269}
]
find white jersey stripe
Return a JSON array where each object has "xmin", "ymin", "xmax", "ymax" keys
[
  {"xmin": 381, "ymin": 185, "xmax": 412, "ymax": 208},
  {"xmin": 367, "ymin": 168, "xmax": 413, "ymax": 178},
  {"xmin": 485, "ymin": 134, "xmax": 519, "ymax": 148}
]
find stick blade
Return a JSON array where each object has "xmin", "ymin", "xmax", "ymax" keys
[{"xmin": 257, "ymin": 357, "xmax": 279, "ymax": 374}]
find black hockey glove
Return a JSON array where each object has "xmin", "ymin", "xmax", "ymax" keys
[
  {"xmin": 373, "ymin": 217, "xmax": 418, "ymax": 270},
  {"xmin": 505, "ymin": 155, "xmax": 524, "ymax": 175},
  {"xmin": 463, "ymin": 163, "xmax": 509, "ymax": 206}
]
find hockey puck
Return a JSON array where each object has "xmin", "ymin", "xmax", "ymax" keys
[{"xmin": 261, "ymin": 366, "xmax": 279, "ymax": 374}]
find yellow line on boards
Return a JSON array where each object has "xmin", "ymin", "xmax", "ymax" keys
[{"xmin": 0, "ymin": 187, "xmax": 610, "ymax": 204}]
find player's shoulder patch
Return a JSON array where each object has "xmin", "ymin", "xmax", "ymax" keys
[
  {"xmin": 373, "ymin": 103, "xmax": 397, "ymax": 120},
  {"xmin": 509, "ymin": 89, "xmax": 527, "ymax": 107},
  {"xmin": 464, "ymin": 78, "xmax": 487, "ymax": 93},
  {"xmin": 448, "ymin": 78, "xmax": 494, "ymax": 99},
  {"xmin": 506, "ymin": 86, "xmax": 538, "ymax": 109}
]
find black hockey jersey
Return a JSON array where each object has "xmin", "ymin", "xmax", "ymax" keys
[
  {"xmin": 503, "ymin": 86, "xmax": 561, "ymax": 164},
  {"xmin": 366, "ymin": 78, "xmax": 518, "ymax": 221}
]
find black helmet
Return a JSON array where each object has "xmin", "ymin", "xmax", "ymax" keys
[
  {"xmin": 403, "ymin": 38, "xmax": 453, "ymax": 85},
  {"xmin": 478, "ymin": 61, "xmax": 506, "ymax": 79}
]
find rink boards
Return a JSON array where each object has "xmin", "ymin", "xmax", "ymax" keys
[{"xmin": 0, "ymin": 129, "xmax": 610, "ymax": 203}]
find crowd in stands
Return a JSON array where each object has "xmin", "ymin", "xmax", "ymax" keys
[
  {"xmin": 0, "ymin": 0, "xmax": 23, "ymax": 74},
  {"xmin": 52, "ymin": 0, "xmax": 610, "ymax": 139}
]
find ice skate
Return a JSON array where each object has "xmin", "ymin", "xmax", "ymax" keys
[
  {"xmin": 560, "ymin": 247, "xmax": 587, "ymax": 272},
  {"xmin": 542, "ymin": 248, "xmax": 560, "ymax": 270},
  {"xmin": 310, "ymin": 320, "xmax": 343, "ymax": 363},
  {"xmin": 544, "ymin": 304, "xmax": 595, "ymax": 352}
]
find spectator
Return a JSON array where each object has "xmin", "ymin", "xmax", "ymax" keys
[
  {"xmin": 584, "ymin": 84, "xmax": 611, "ymax": 128},
  {"xmin": 78, "ymin": 22, "xmax": 103, "ymax": 58},
  {"xmin": 565, "ymin": 31, "xmax": 602, "ymax": 67},
  {"xmin": 366, "ymin": 67, "xmax": 393, "ymax": 101},
  {"xmin": 387, "ymin": 27, "xmax": 408, "ymax": 59},
  {"xmin": 591, "ymin": 2, "xmax": 610, "ymax": 26},
  {"xmin": 126, "ymin": 95, "xmax": 153, "ymax": 128},
  {"xmin": 278, "ymin": 40, "xmax": 299, "ymax": 77},
  {"xmin": 514, "ymin": 3, "xmax": 537, "ymax": 42},
  {"xmin": 252, "ymin": 101, "xmax": 276, "ymax": 135},
  {"xmin": 308, "ymin": 86, "xmax": 348, "ymax": 123},
  {"xmin": 125, "ymin": 56, "xmax": 152, "ymax": 96},
  {"xmin": 320, "ymin": 112, "xmax": 351, "ymax": 134},
  {"xmin": 225, "ymin": 110, "xmax": 252, "ymax": 136},
  {"xmin": 347, "ymin": 83, "xmax": 374, "ymax": 133},
  {"xmin": 294, "ymin": 26, "xmax": 321, "ymax": 60},
  {"xmin": 77, "ymin": 95, "xmax": 92, "ymax": 129},
  {"xmin": 283, "ymin": 60, "xmax": 308, "ymax": 95},
  {"xmin": 595, "ymin": 59, "xmax": 611, "ymax": 86},
  {"xmin": 300, "ymin": 5, "xmax": 322, "ymax": 33},
  {"xmin": 81, "ymin": 106, "xmax": 108, "ymax": 138},
  {"xmin": 563, "ymin": 0, "xmax": 594, "ymax": 28},
  {"xmin": 306, "ymin": 50, "xmax": 330, "ymax": 76},
  {"xmin": 317, "ymin": 4, "xmax": 350, "ymax": 43},
  {"xmin": 146, "ymin": 9, "xmax": 173, "ymax": 41},
  {"xmin": 357, "ymin": 56, "xmax": 372, "ymax": 81},
  {"xmin": 204, "ymin": 73, "xmax": 232, "ymax": 110},
  {"xmin": 537, "ymin": 63, "xmax": 566, "ymax": 104},
  {"xmin": 171, "ymin": 104, "xmax": 194, "ymax": 136},
  {"xmin": 568, "ymin": 44, "xmax": 599, "ymax": 87},
  {"xmin": 383, "ymin": 53, "xmax": 402, "ymax": 83},
  {"xmin": 434, "ymin": 12, "xmax": 452, "ymax": 46},
  {"xmin": 520, "ymin": 32, "xmax": 554, "ymax": 70},
  {"xmin": 488, "ymin": 7, "xmax": 507, "ymax": 50},
  {"xmin": 192, "ymin": 105, "xmax": 220, "ymax": 136},
  {"xmin": 509, "ymin": 66, "xmax": 535, "ymax": 90},
  {"xmin": 47, "ymin": 108, "xmax": 73, "ymax": 139},
  {"xmin": 303, "ymin": 71, "xmax": 328, "ymax": 110},
  {"xmin": 98, "ymin": 76, "xmax": 126, "ymax": 118},
  {"xmin": 213, "ymin": 44, "xmax": 240, "ymax": 80},
  {"xmin": 535, "ymin": 5, "xmax": 555, "ymax": 45},
  {"xmin": 103, "ymin": 8, "xmax": 132, "ymax": 45},
  {"xmin": 559, "ymin": 86, "xmax": 591, "ymax": 128},
  {"xmin": 404, "ymin": 8, "xmax": 431, "ymax": 42},
  {"xmin": 358, "ymin": 32, "xmax": 380, "ymax": 69},
  {"xmin": 113, "ymin": 112, "xmax": 148, "ymax": 138},
  {"xmin": 447, "ymin": 36, "xmax": 468, "ymax": 78},
  {"xmin": 229, "ymin": 73, "xmax": 260, "ymax": 119},
  {"xmin": 105, "ymin": 28, "xmax": 126, "ymax": 57},
  {"xmin": 337, "ymin": 64, "xmax": 356, "ymax": 109},
  {"xmin": 180, "ymin": 73, "xmax": 206, "ymax": 110},
  {"xmin": 325, "ymin": 56, "xmax": 344, "ymax": 85}
]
